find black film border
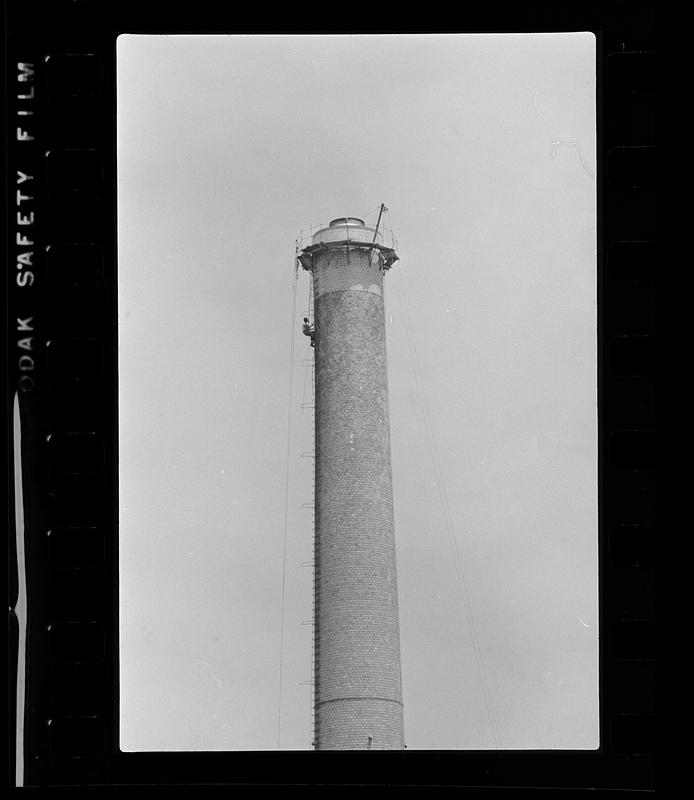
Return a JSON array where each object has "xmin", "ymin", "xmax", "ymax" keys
[{"xmin": 6, "ymin": 0, "xmax": 655, "ymax": 790}]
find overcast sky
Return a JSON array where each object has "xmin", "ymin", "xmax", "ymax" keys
[{"xmin": 117, "ymin": 33, "xmax": 597, "ymax": 751}]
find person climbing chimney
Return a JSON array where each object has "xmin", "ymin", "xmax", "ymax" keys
[{"xmin": 302, "ymin": 317, "xmax": 315, "ymax": 346}]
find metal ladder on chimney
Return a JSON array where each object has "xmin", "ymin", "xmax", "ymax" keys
[{"xmin": 299, "ymin": 268, "xmax": 317, "ymax": 748}]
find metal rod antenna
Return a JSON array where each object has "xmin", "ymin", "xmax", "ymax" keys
[{"xmin": 372, "ymin": 203, "xmax": 386, "ymax": 243}]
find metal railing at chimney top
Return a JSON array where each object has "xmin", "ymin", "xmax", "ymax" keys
[{"xmin": 296, "ymin": 224, "xmax": 399, "ymax": 254}]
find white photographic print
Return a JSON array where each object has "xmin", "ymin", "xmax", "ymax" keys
[{"xmin": 117, "ymin": 32, "xmax": 597, "ymax": 751}]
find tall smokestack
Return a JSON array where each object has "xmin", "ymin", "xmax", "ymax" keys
[{"xmin": 299, "ymin": 216, "xmax": 403, "ymax": 750}]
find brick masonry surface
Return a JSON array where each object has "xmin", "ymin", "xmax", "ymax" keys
[
  {"xmin": 313, "ymin": 246, "xmax": 404, "ymax": 750},
  {"xmin": 312, "ymin": 247, "xmax": 384, "ymax": 297}
]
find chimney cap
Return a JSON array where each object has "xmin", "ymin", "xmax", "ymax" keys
[{"xmin": 329, "ymin": 217, "xmax": 365, "ymax": 228}]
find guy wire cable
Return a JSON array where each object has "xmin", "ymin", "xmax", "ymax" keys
[
  {"xmin": 276, "ymin": 247, "xmax": 300, "ymax": 749},
  {"xmin": 387, "ymin": 209, "xmax": 501, "ymax": 747}
]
